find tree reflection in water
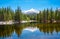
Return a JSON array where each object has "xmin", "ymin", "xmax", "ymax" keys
[
  {"xmin": 0, "ymin": 25, "xmax": 14, "ymax": 37},
  {"xmin": 0, "ymin": 23, "xmax": 60, "ymax": 38}
]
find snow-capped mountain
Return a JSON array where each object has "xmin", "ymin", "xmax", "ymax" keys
[{"xmin": 23, "ymin": 8, "xmax": 39, "ymax": 14}]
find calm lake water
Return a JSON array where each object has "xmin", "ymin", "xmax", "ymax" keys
[{"xmin": 0, "ymin": 23, "xmax": 60, "ymax": 39}]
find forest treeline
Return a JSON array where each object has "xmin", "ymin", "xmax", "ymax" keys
[
  {"xmin": 0, "ymin": 7, "xmax": 60, "ymax": 23},
  {"xmin": 37, "ymin": 8, "xmax": 60, "ymax": 23},
  {"xmin": 0, "ymin": 7, "xmax": 30, "ymax": 22}
]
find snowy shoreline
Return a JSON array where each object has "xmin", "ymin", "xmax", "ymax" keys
[{"xmin": 0, "ymin": 20, "xmax": 36, "ymax": 25}]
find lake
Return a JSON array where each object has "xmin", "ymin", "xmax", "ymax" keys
[{"xmin": 0, "ymin": 23, "xmax": 60, "ymax": 39}]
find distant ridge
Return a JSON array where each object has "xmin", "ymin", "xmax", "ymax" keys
[{"xmin": 23, "ymin": 8, "xmax": 39, "ymax": 14}]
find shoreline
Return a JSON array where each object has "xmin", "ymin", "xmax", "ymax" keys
[
  {"xmin": 0, "ymin": 20, "xmax": 37, "ymax": 25},
  {"xmin": 0, "ymin": 20, "xmax": 58, "ymax": 25}
]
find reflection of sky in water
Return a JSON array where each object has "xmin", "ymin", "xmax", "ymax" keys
[
  {"xmin": 1, "ymin": 27, "xmax": 60, "ymax": 39},
  {"xmin": 20, "ymin": 28, "xmax": 60, "ymax": 39}
]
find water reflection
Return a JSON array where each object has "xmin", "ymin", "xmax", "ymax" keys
[
  {"xmin": 0, "ymin": 25, "xmax": 14, "ymax": 37},
  {"xmin": 23, "ymin": 27, "xmax": 38, "ymax": 32},
  {"xmin": 0, "ymin": 23, "xmax": 60, "ymax": 39}
]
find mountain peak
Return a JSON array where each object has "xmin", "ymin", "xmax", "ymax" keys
[
  {"xmin": 23, "ymin": 8, "xmax": 39, "ymax": 14},
  {"xmin": 29, "ymin": 8, "xmax": 36, "ymax": 11}
]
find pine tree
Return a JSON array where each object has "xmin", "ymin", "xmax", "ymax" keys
[
  {"xmin": 50, "ymin": 8, "xmax": 53, "ymax": 23},
  {"xmin": 14, "ymin": 7, "xmax": 21, "ymax": 23}
]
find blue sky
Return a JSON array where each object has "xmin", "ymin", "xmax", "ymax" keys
[{"xmin": 0, "ymin": 0, "xmax": 60, "ymax": 10}]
